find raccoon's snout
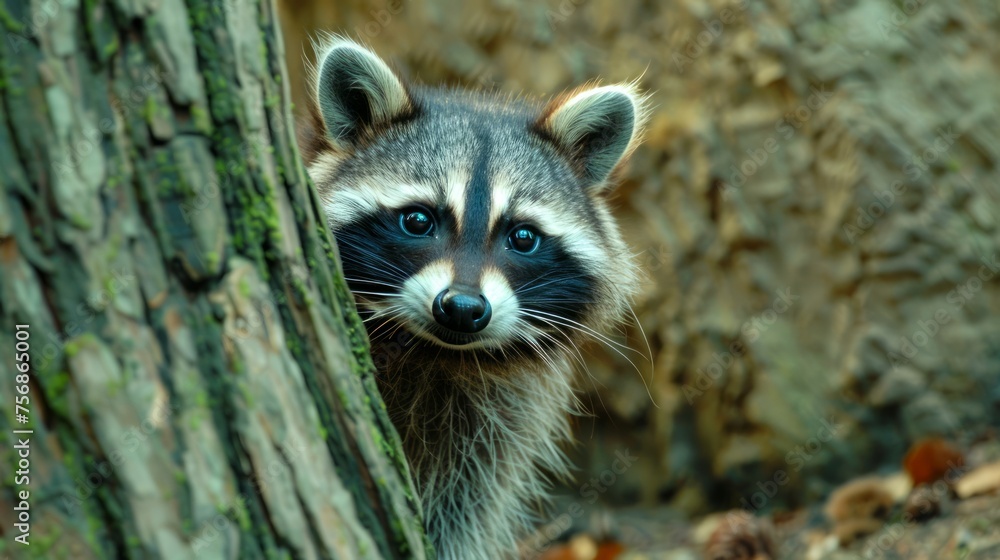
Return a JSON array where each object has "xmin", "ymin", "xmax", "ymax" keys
[{"xmin": 433, "ymin": 289, "xmax": 492, "ymax": 333}]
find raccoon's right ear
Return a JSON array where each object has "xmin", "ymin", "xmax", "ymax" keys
[
  {"xmin": 536, "ymin": 83, "xmax": 647, "ymax": 192},
  {"xmin": 313, "ymin": 38, "xmax": 414, "ymax": 145}
]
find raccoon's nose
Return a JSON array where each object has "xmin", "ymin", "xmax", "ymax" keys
[{"xmin": 433, "ymin": 289, "xmax": 492, "ymax": 333}]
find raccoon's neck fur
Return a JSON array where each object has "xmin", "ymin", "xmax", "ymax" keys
[{"xmin": 372, "ymin": 334, "xmax": 577, "ymax": 559}]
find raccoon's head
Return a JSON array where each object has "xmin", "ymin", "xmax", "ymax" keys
[{"xmin": 303, "ymin": 38, "xmax": 645, "ymax": 359}]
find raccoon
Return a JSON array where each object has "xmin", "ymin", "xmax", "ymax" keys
[{"xmin": 300, "ymin": 37, "xmax": 646, "ymax": 560}]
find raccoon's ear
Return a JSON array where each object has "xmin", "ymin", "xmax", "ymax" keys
[
  {"xmin": 536, "ymin": 84, "xmax": 646, "ymax": 191},
  {"xmin": 313, "ymin": 38, "xmax": 413, "ymax": 145}
]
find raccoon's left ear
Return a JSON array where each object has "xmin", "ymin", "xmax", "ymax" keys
[
  {"xmin": 536, "ymin": 84, "xmax": 647, "ymax": 192},
  {"xmin": 312, "ymin": 38, "xmax": 414, "ymax": 146}
]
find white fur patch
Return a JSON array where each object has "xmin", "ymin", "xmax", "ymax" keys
[
  {"xmin": 480, "ymin": 267, "xmax": 519, "ymax": 344},
  {"xmin": 322, "ymin": 173, "xmax": 470, "ymax": 231},
  {"xmin": 445, "ymin": 170, "xmax": 468, "ymax": 235},
  {"xmin": 505, "ymin": 202, "xmax": 607, "ymax": 268},
  {"xmin": 399, "ymin": 259, "xmax": 453, "ymax": 321},
  {"xmin": 487, "ymin": 177, "xmax": 512, "ymax": 233},
  {"xmin": 324, "ymin": 181, "xmax": 439, "ymax": 228}
]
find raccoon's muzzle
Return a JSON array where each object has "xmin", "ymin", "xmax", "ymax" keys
[{"xmin": 433, "ymin": 288, "xmax": 492, "ymax": 333}]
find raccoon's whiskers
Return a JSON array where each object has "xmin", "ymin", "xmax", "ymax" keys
[
  {"xmin": 366, "ymin": 321, "xmax": 399, "ymax": 344},
  {"xmin": 519, "ymin": 309, "xmax": 644, "ymax": 380},
  {"xmin": 366, "ymin": 323, "xmax": 401, "ymax": 346},
  {"xmin": 520, "ymin": 323, "xmax": 583, "ymax": 369},
  {"xmin": 340, "ymin": 262, "xmax": 408, "ymax": 285},
  {"xmin": 350, "ymin": 290, "xmax": 401, "ymax": 298},
  {"xmin": 363, "ymin": 306, "xmax": 409, "ymax": 340},
  {"xmin": 384, "ymin": 320, "xmax": 413, "ymax": 345},
  {"xmin": 520, "ymin": 323, "xmax": 611, "ymax": 418},
  {"xmin": 625, "ymin": 303, "xmax": 660, "ymax": 409},
  {"xmin": 511, "ymin": 270, "xmax": 557, "ymax": 290},
  {"xmin": 342, "ymin": 277, "xmax": 404, "ymax": 290},
  {"xmin": 522, "ymin": 308, "xmax": 639, "ymax": 355},
  {"xmin": 364, "ymin": 303, "xmax": 407, "ymax": 321},
  {"xmin": 497, "ymin": 273, "xmax": 593, "ymax": 308},
  {"xmin": 337, "ymin": 245, "xmax": 408, "ymax": 271},
  {"xmin": 515, "ymin": 330, "xmax": 560, "ymax": 375},
  {"xmin": 514, "ymin": 274, "xmax": 591, "ymax": 296},
  {"xmin": 517, "ymin": 326, "xmax": 600, "ymax": 419},
  {"xmin": 337, "ymin": 240, "xmax": 411, "ymax": 280}
]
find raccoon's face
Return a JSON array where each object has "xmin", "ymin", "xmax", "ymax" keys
[{"xmin": 303, "ymin": 39, "xmax": 644, "ymax": 356}]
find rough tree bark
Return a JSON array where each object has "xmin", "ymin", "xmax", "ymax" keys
[{"xmin": 0, "ymin": 0, "xmax": 429, "ymax": 558}]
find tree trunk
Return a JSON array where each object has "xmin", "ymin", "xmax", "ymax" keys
[{"xmin": 0, "ymin": 0, "xmax": 428, "ymax": 558}]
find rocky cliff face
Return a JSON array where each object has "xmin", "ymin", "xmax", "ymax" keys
[{"xmin": 278, "ymin": 0, "xmax": 1000, "ymax": 515}]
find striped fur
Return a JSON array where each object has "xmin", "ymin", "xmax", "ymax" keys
[{"xmin": 301, "ymin": 37, "xmax": 645, "ymax": 559}]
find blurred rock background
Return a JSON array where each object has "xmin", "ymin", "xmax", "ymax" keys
[{"xmin": 276, "ymin": 0, "xmax": 1000, "ymax": 519}]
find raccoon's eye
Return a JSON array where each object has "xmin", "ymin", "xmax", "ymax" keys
[
  {"xmin": 508, "ymin": 226, "xmax": 540, "ymax": 255},
  {"xmin": 399, "ymin": 207, "xmax": 435, "ymax": 237}
]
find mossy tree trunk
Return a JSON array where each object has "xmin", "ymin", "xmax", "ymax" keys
[{"xmin": 0, "ymin": 0, "xmax": 428, "ymax": 558}]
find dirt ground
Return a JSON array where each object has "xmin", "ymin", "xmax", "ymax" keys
[
  {"xmin": 532, "ymin": 440, "xmax": 1000, "ymax": 560},
  {"xmin": 611, "ymin": 493, "xmax": 1000, "ymax": 559},
  {"xmin": 530, "ymin": 492, "xmax": 1000, "ymax": 560}
]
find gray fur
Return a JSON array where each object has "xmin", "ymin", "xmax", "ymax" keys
[{"xmin": 302, "ymin": 37, "xmax": 645, "ymax": 560}]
